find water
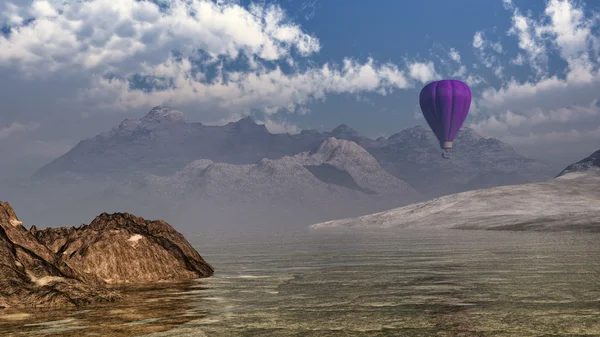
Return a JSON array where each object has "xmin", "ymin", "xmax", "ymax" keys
[{"xmin": 2, "ymin": 229, "xmax": 600, "ymax": 336}]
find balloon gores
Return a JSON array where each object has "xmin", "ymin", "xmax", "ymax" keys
[{"xmin": 419, "ymin": 80, "xmax": 472, "ymax": 159}]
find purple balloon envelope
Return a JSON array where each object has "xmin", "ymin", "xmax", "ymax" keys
[{"xmin": 419, "ymin": 79, "xmax": 471, "ymax": 159}]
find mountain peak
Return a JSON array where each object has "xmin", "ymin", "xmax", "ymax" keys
[
  {"xmin": 226, "ymin": 116, "xmax": 258, "ymax": 126},
  {"xmin": 0, "ymin": 201, "xmax": 23, "ymax": 228},
  {"xmin": 141, "ymin": 106, "xmax": 186, "ymax": 124},
  {"xmin": 318, "ymin": 136, "xmax": 345, "ymax": 148},
  {"xmin": 227, "ymin": 116, "xmax": 268, "ymax": 133},
  {"xmin": 238, "ymin": 116, "xmax": 256, "ymax": 124},
  {"xmin": 455, "ymin": 126, "xmax": 484, "ymax": 141},
  {"xmin": 388, "ymin": 125, "xmax": 431, "ymax": 142},
  {"xmin": 331, "ymin": 124, "xmax": 360, "ymax": 137},
  {"xmin": 110, "ymin": 106, "xmax": 186, "ymax": 136},
  {"xmin": 300, "ymin": 129, "xmax": 319, "ymax": 136},
  {"xmin": 309, "ymin": 137, "xmax": 369, "ymax": 159},
  {"xmin": 556, "ymin": 150, "xmax": 600, "ymax": 177},
  {"xmin": 387, "ymin": 125, "xmax": 484, "ymax": 144}
]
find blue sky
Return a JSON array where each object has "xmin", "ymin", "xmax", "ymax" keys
[{"xmin": 1, "ymin": 0, "xmax": 600, "ymax": 179}]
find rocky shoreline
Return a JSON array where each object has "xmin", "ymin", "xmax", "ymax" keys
[{"xmin": 0, "ymin": 201, "xmax": 213, "ymax": 309}]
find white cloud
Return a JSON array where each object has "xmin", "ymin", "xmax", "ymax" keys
[
  {"xmin": 77, "ymin": 56, "xmax": 410, "ymax": 115},
  {"xmin": 473, "ymin": 31, "xmax": 485, "ymax": 49},
  {"xmin": 407, "ymin": 62, "xmax": 438, "ymax": 84},
  {"xmin": 471, "ymin": 31, "xmax": 505, "ymax": 78},
  {"xmin": 542, "ymin": 0, "xmax": 594, "ymax": 60},
  {"xmin": 511, "ymin": 53, "xmax": 525, "ymax": 65},
  {"xmin": 471, "ymin": 0, "xmax": 600, "ymax": 162},
  {"xmin": 491, "ymin": 41, "xmax": 503, "ymax": 53},
  {"xmin": 431, "ymin": 46, "xmax": 486, "ymax": 87},
  {"xmin": 2, "ymin": 3, "xmax": 24, "ymax": 25},
  {"xmin": 258, "ymin": 118, "xmax": 300, "ymax": 134},
  {"xmin": 0, "ymin": 0, "xmax": 414, "ymax": 118},
  {"xmin": 449, "ymin": 48, "xmax": 461, "ymax": 63},
  {"xmin": 481, "ymin": 0, "xmax": 599, "ymax": 106},
  {"xmin": 0, "ymin": 0, "xmax": 321, "ymax": 74},
  {"xmin": 506, "ymin": 4, "xmax": 548, "ymax": 75},
  {"xmin": 471, "ymin": 100, "xmax": 600, "ymax": 133}
]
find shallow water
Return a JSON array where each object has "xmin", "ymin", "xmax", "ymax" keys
[{"xmin": 2, "ymin": 229, "xmax": 600, "ymax": 336}]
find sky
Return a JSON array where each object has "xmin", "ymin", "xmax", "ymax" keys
[{"xmin": 1, "ymin": 0, "xmax": 600, "ymax": 180}]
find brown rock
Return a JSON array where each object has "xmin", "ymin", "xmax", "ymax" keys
[
  {"xmin": 33, "ymin": 212, "xmax": 214, "ymax": 284},
  {"xmin": 1, "ymin": 201, "xmax": 213, "ymax": 310},
  {"xmin": 0, "ymin": 201, "xmax": 119, "ymax": 309}
]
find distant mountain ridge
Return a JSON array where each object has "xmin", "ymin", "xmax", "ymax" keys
[
  {"xmin": 105, "ymin": 137, "xmax": 423, "ymax": 228},
  {"xmin": 33, "ymin": 106, "xmax": 555, "ymax": 198},
  {"xmin": 34, "ymin": 106, "xmax": 322, "ymax": 179}
]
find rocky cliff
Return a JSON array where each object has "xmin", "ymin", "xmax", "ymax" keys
[
  {"xmin": 0, "ymin": 201, "xmax": 118, "ymax": 308},
  {"xmin": 0, "ymin": 201, "xmax": 213, "ymax": 309},
  {"xmin": 32, "ymin": 212, "xmax": 214, "ymax": 284}
]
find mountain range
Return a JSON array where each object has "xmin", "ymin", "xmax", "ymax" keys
[
  {"xmin": 103, "ymin": 137, "xmax": 423, "ymax": 228},
  {"xmin": 34, "ymin": 106, "xmax": 556, "ymax": 198},
  {"xmin": 311, "ymin": 150, "xmax": 600, "ymax": 232},
  {"xmin": 5, "ymin": 106, "xmax": 565, "ymax": 229}
]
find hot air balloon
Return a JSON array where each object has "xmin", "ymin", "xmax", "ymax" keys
[{"xmin": 419, "ymin": 79, "xmax": 471, "ymax": 159}]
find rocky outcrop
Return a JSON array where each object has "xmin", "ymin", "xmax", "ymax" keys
[
  {"xmin": 556, "ymin": 150, "xmax": 600, "ymax": 177},
  {"xmin": 0, "ymin": 201, "xmax": 118, "ymax": 309},
  {"xmin": 0, "ymin": 201, "xmax": 213, "ymax": 309},
  {"xmin": 32, "ymin": 212, "xmax": 214, "ymax": 284}
]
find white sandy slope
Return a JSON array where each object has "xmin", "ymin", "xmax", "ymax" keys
[{"xmin": 310, "ymin": 168, "xmax": 600, "ymax": 232}]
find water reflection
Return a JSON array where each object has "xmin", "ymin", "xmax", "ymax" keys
[
  {"xmin": 0, "ymin": 281, "xmax": 209, "ymax": 336},
  {"xmin": 1, "ymin": 229, "xmax": 600, "ymax": 336}
]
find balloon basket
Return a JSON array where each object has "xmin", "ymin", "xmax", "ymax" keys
[{"xmin": 441, "ymin": 149, "xmax": 452, "ymax": 159}]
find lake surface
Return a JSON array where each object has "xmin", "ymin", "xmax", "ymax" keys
[{"xmin": 2, "ymin": 229, "xmax": 600, "ymax": 336}]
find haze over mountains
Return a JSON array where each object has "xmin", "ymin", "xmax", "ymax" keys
[
  {"xmin": 34, "ymin": 106, "xmax": 324, "ymax": 179},
  {"xmin": 106, "ymin": 137, "xmax": 422, "ymax": 228},
  {"xmin": 35, "ymin": 106, "xmax": 555, "ymax": 196},
  {"xmin": 311, "ymin": 150, "xmax": 600, "ymax": 232},
  {"xmin": 8, "ymin": 106, "xmax": 559, "ymax": 230}
]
